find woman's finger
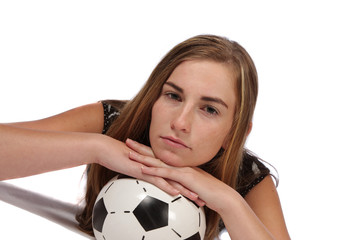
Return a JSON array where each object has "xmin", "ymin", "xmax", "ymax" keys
[
  {"xmin": 129, "ymin": 151, "xmax": 166, "ymax": 168},
  {"xmin": 141, "ymin": 175, "xmax": 180, "ymax": 196},
  {"xmin": 141, "ymin": 166, "xmax": 206, "ymax": 207},
  {"xmin": 124, "ymin": 160, "xmax": 180, "ymax": 196},
  {"xmin": 167, "ymin": 180, "xmax": 206, "ymax": 207},
  {"xmin": 139, "ymin": 170, "xmax": 204, "ymax": 205},
  {"xmin": 168, "ymin": 180, "xmax": 198, "ymax": 200},
  {"xmin": 141, "ymin": 165, "xmax": 189, "ymax": 183},
  {"xmin": 125, "ymin": 138, "xmax": 154, "ymax": 157}
]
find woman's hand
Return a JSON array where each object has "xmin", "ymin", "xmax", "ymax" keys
[
  {"xmin": 94, "ymin": 136, "xmax": 180, "ymax": 196},
  {"xmin": 124, "ymin": 140, "xmax": 290, "ymax": 240},
  {"xmin": 126, "ymin": 139, "xmax": 234, "ymax": 211},
  {"xmin": 125, "ymin": 138, "xmax": 204, "ymax": 206},
  {"xmin": 141, "ymin": 164, "xmax": 235, "ymax": 212}
]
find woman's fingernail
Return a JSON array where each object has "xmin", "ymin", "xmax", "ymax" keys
[
  {"xmin": 198, "ymin": 200, "xmax": 206, "ymax": 207},
  {"xmin": 128, "ymin": 138, "xmax": 137, "ymax": 143},
  {"xmin": 190, "ymin": 192, "xmax": 199, "ymax": 199}
]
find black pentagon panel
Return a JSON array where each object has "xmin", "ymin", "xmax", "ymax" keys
[
  {"xmin": 93, "ymin": 198, "xmax": 108, "ymax": 232},
  {"xmin": 133, "ymin": 196, "xmax": 169, "ymax": 231},
  {"xmin": 184, "ymin": 232, "xmax": 201, "ymax": 240}
]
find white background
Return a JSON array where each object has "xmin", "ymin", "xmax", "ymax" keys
[{"xmin": 1, "ymin": 1, "xmax": 359, "ymax": 239}]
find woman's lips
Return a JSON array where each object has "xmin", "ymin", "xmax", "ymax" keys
[{"xmin": 160, "ymin": 136, "xmax": 190, "ymax": 149}]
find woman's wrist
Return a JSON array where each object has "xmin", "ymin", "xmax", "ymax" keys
[
  {"xmin": 213, "ymin": 185, "xmax": 244, "ymax": 216},
  {"xmin": 87, "ymin": 133, "xmax": 109, "ymax": 166}
]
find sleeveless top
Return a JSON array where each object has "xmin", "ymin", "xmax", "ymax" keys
[{"xmin": 101, "ymin": 101, "xmax": 270, "ymax": 198}]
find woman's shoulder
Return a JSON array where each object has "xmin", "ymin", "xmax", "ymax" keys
[
  {"xmin": 237, "ymin": 150, "xmax": 273, "ymax": 197},
  {"xmin": 101, "ymin": 100, "xmax": 128, "ymax": 134},
  {"xmin": 102, "ymin": 100, "xmax": 128, "ymax": 111}
]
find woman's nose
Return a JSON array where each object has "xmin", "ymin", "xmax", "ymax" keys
[{"xmin": 170, "ymin": 106, "xmax": 192, "ymax": 133}]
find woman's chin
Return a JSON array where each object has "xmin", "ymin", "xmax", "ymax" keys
[{"xmin": 155, "ymin": 151, "xmax": 187, "ymax": 167}]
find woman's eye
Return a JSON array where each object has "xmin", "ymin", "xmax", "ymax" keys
[
  {"xmin": 165, "ymin": 92, "xmax": 181, "ymax": 101},
  {"xmin": 204, "ymin": 106, "xmax": 219, "ymax": 115}
]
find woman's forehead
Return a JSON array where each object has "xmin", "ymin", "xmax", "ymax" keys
[{"xmin": 165, "ymin": 59, "xmax": 237, "ymax": 107}]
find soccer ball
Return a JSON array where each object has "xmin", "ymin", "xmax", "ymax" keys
[{"xmin": 92, "ymin": 176, "xmax": 206, "ymax": 240}]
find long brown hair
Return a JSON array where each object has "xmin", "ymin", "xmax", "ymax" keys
[{"xmin": 77, "ymin": 34, "xmax": 258, "ymax": 240}]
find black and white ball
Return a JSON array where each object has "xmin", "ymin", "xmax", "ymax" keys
[{"xmin": 92, "ymin": 176, "xmax": 206, "ymax": 240}]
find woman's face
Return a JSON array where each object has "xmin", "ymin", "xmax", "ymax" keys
[{"xmin": 149, "ymin": 59, "xmax": 237, "ymax": 167}]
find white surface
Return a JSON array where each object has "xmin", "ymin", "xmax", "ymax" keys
[{"xmin": 1, "ymin": 1, "xmax": 360, "ymax": 239}]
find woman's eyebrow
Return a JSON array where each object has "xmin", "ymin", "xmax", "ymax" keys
[
  {"xmin": 201, "ymin": 96, "xmax": 228, "ymax": 109},
  {"xmin": 164, "ymin": 81, "xmax": 183, "ymax": 93},
  {"xmin": 164, "ymin": 81, "xmax": 228, "ymax": 109}
]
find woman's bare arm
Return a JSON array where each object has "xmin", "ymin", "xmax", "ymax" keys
[
  {"xmin": 0, "ymin": 102, "xmax": 105, "ymax": 180},
  {"xmin": 0, "ymin": 123, "xmax": 102, "ymax": 180},
  {"xmin": 243, "ymin": 176, "xmax": 291, "ymax": 239},
  {"xmin": 7, "ymin": 102, "xmax": 104, "ymax": 133},
  {"xmin": 0, "ymin": 103, "xmax": 181, "ymax": 196},
  {"xmin": 137, "ymin": 157, "xmax": 291, "ymax": 239},
  {"xmin": 222, "ymin": 176, "xmax": 291, "ymax": 240}
]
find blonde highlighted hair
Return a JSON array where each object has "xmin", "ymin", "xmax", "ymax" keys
[{"xmin": 77, "ymin": 34, "xmax": 258, "ymax": 240}]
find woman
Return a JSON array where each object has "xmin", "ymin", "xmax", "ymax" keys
[{"xmin": 0, "ymin": 35, "xmax": 290, "ymax": 239}]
